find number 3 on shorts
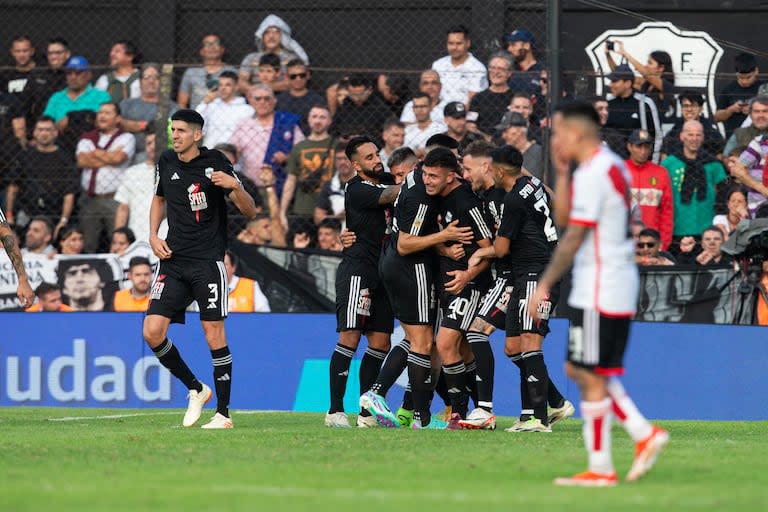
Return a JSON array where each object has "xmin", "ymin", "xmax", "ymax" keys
[{"xmin": 207, "ymin": 283, "xmax": 218, "ymax": 310}]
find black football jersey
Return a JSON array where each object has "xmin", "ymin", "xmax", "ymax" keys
[
  {"xmin": 387, "ymin": 167, "xmax": 439, "ymax": 265},
  {"xmin": 155, "ymin": 147, "xmax": 237, "ymax": 261},
  {"xmin": 437, "ymin": 182, "xmax": 493, "ymax": 284},
  {"xmin": 478, "ymin": 185, "xmax": 512, "ymax": 275},
  {"xmin": 343, "ymin": 174, "xmax": 391, "ymax": 265},
  {"xmin": 497, "ymin": 175, "xmax": 558, "ymax": 266}
]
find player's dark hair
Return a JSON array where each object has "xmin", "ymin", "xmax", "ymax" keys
[
  {"xmin": 388, "ymin": 147, "xmax": 418, "ymax": 170},
  {"xmin": 345, "ymin": 135, "xmax": 376, "ymax": 161},
  {"xmin": 554, "ymin": 99, "xmax": 601, "ymax": 127},
  {"xmin": 286, "ymin": 58, "xmax": 306, "ymax": 69},
  {"xmin": 464, "ymin": 140, "xmax": 496, "ymax": 159},
  {"xmin": 172, "ymin": 109, "xmax": 205, "ymax": 129},
  {"xmin": 114, "ymin": 40, "xmax": 141, "ymax": 64},
  {"xmin": 348, "ymin": 73, "xmax": 371, "ymax": 89},
  {"xmin": 447, "ymin": 25, "xmax": 469, "ymax": 37},
  {"xmin": 319, "ymin": 218, "xmax": 342, "ymax": 233},
  {"xmin": 678, "ymin": 90, "xmax": 704, "ymax": 106},
  {"xmin": 638, "ymin": 228, "xmax": 661, "ymax": 241},
  {"xmin": 112, "ymin": 226, "xmax": 136, "ymax": 245},
  {"xmin": 48, "ymin": 36, "xmax": 69, "ymax": 48},
  {"xmin": 382, "ymin": 117, "xmax": 405, "ymax": 132},
  {"xmin": 423, "ymin": 147, "xmax": 461, "ymax": 173},
  {"xmin": 425, "ymin": 133, "xmax": 459, "ymax": 151},
  {"xmin": 35, "ymin": 282, "xmax": 61, "ymax": 298},
  {"xmin": 128, "ymin": 256, "xmax": 151, "ymax": 270},
  {"xmin": 219, "ymin": 70, "xmax": 238, "ymax": 82},
  {"xmin": 30, "ymin": 215, "xmax": 53, "ymax": 235},
  {"xmin": 491, "ymin": 145, "xmax": 524, "ymax": 171},
  {"xmin": 258, "ymin": 53, "xmax": 281, "ymax": 70}
]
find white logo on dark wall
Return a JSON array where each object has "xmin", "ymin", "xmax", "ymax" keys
[{"xmin": 585, "ymin": 21, "xmax": 723, "ymax": 120}]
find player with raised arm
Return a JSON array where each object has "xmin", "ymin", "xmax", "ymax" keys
[
  {"xmin": 143, "ymin": 109, "xmax": 257, "ymax": 429},
  {"xmin": 0, "ymin": 207, "xmax": 35, "ymax": 308},
  {"xmin": 529, "ymin": 100, "xmax": 668, "ymax": 486},
  {"xmin": 460, "ymin": 141, "xmax": 573, "ymax": 430},
  {"xmin": 469, "ymin": 145, "xmax": 564, "ymax": 432},
  {"xmin": 369, "ymin": 148, "xmax": 473, "ymax": 429},
  {"xmin": 325, "ymin": 136, "xmax": 402, "ymax": 428}
]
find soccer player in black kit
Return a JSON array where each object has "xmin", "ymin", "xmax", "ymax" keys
[
  {"xmin": 470, "ymin": 145, "xmax": 563, "ymax": 432},
  {"xmin": 142, "ymin": 109, "xmax": 257, "ymax": 429},
  {"xmin": 325, "ymin": 136, "xmax": 402, "ymax": 428}
]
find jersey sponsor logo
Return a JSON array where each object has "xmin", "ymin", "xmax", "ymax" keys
[
  {"xmin": 205, "ymin": 167, "xmax": 214, "ymax": 180},
  {"xmin": 520, "ymin": 183, "xmax": 535, "ymax": 199},
  {"xmin": 150, "ymin": 274, "xmax": 166, "ymax": 300},
  {"xmin": 187, "ymin": 183, "xmax": 208, "ymax": 222}
]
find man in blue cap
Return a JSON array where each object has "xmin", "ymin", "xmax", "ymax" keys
[
  {"xmin": 43, "ymin": 56, "xmax": 111, "ymax": 131},
  {"xmin": 505, "ymin": 28, "xmax": 544, "ymax": 96}
]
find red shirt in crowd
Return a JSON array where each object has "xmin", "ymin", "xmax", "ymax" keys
[{"xmin": 625, "ymin": 158, "xmax": 674, "ymax": 250}]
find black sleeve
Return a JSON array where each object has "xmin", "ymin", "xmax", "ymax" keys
[
  {"xmin": 497, "ymin": 193, "xmax": 526, "ymax": 241},
  {"xmin": 348, "ymin": 181, "xmax": 384, "ymax": 210},
  {"xmin": 398, "ymin": 191, "xmax": 431, "ymax": 236},
  {"xmin": 316, "ymin": 182, "xmax": 332, "ymax": 213}
]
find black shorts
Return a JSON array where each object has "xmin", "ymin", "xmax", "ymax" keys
[
  {"xmin": 475, "ymin": 275, "xmax": 512, "ymax": 330},
  {"xmin": 379, "ymin": 248, "xmax": 436, "ymax": 325},
  {"xmin": 147, "ymin": 259, "xmax": 228, "ymax": 324},
  {"xmin": 567, "ymin": 307, "xmax": 630, "ymax": 376},
  {"xmin": 438, "ymin": 285, "xmax": 484, "ymax": 333},
  {"xmin": 505, "ymin": 269, "xmax": 559, "ymax": 338},
  {"xmin": 336, "ymin": 260, "xmax": 394, "ymax": 334}
]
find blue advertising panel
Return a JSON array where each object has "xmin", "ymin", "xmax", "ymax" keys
[{"xmin": 1, "ymin": 313, "xmax": 766, "ymax": 420}]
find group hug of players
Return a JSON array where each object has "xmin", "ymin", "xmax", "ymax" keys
[{"xmin": 326, "ymin": 134, "xmax": 574, "ymax": 432}]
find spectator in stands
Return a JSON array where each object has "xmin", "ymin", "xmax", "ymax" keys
[
  {"xmin": 508, "ymin": 92, "xmax": 542, "ymax": 143},
  {"xmin": 21, "ymin": 216, "xmax": 55, "ymax": 256},
  {"xmin": 443, "ymin": 101, "xmax": 483, "ymax": 152},
  {"xmin": 607, "ymin": 42, "xmax": 676, "ymax": 123},
  {"xmin": 177, "ymin": 33, "xmax": 236, "ymax": 109},
  {"xmin": 662, "ymin": 91, "xmax": 724, "ymax": 160},
  {"xmin": 5, "ymin": 116, "xmax": 77, "ymax": 238},
  {"xmin": 239, "ymin": 14, "xmax": 309, "ymax": 95},
  {"xmin": 724, "ymin": 95, "xmax": 768, "ymax": 157},
  {"xmin": 25, "ymin": 282, "xmax": 73, "ymax": 312},
  {"xmin": 729, "ymin": 133, "xmax": 768, "ymax": 216},
  {"xmin": 57, "ymin": 225, "xmax": 84, "ymax": 255},
  {"xmin": 276, "ymin": 58, "xmax": 324, "ymax": 135},
  {"xmin": 112, "ymin": 256, "xmax": 151, "ymax": 312},
  {"xmin": 280, "ymin": 105, "xmax": 335, "ymax": 229},
  {"xmin": 326, "ymin": 76, "xmax": 349, "ymax": 118},
  {"xmin": 109, "ymin": 226, "xmax": 135, "ymax": 256},
  {"xmin": 238, "ymin": 213, "xmax": 278, "ymax": 247},
  {"xmin": 635, "ymin": 228, "xmax": 675, "ymax": 266},
  {"xmin": 120, "ymin": 63, "xmax": 179, "ymax": 163},
  {"xmin": 625, "ymin": 129, "xmax": 674, "ymax": 250},
  {"xmin": 376, "ymin": 73, "xmax": 411, "ymax": 117},
  {"xmin": 224, "ymin": 250, "xmax": 270, "ymax": 313},
  {"xmin": 229, "ymin": 83, "xmax": 304, "ymax": 192},
  {"xmin": 196, "ymin": 70, "xmax": 254, "ymax": 148},
  {"xmin": 400, "ymin": 70, "xmax": 448, "ymax": 126},
  {"xmin": 605, "ymin": 64, "xmax": 662, "ymax": 162},
  {"xmin": 379, "ymin": 118, "xmax": 405, "ymax": 173},
  {"xmin": 756, "ymin": 260, "xmax": 768, "ymax": 325},
  {"xmin": 631, "ymin": 219, "xmax": 645, "ymax": 245},
  {"xmin": 387, "ymin": 146, "xmax": 419, "ymax": 185},
  {"xmin": 255, "ymin": 54, "xmax": 282, "ymax": 90},
  {"xmin": 27, "ymin": 37, "xmax": 71, "ymax": 135},
  {"xmin": 95, "ymin": 41, "xmax": 141, "ymax": 102},
  {"xmin": 505, "ymin": 28, "xmax": 544, "ymax": 96},
  {"xmin": 114, "ymin": 130, "xmax": 155, "ymax": 243},
  {"xmin": 75, "ymin": 102, "xmax": 136, "ymax": 253},
  {"xmin": 403, "ymin": 92, "xmax": 446, "ymax": 156},
  {"xmin": 713, "ymin": 186, "xmax": 750, "ymax": 239},
  {"xmin": 60, "ymin": 259, "xmax": 111, "ymax": 311},
  {"xmin": 431, "ymin": 25, "xmax": 488, "ymax": 105},
  {"xmin": 43, "ymin": 56, "xmax": 111, "ymax": 132},
  {"xmin": 468, "ymin": 52, "xmax": 515, "ymax": 138},
  {"xmin": 315, "ymin": 143, "xmax": 354, "ymax": 226},
  {"xmin": 715, "ymin": 53, "xmax": 765, "ymax": 138},
  {"xmin": 678, "ymin": 226, "xmax": 733, "ymax": 266},
  {"xmin": 662, "ymin": 120, "xmax": 727, "ymax": 242},
  {"xmin": 316, "ymin": 218, "xmax": 342, "ymax": 252},
  {"xmin": 592, "ymin": 95, "xmax": 626, "ymax": 157},
  {"xmin": 2, "ymin": 35, "xmax": 36, "ymax": 129},
  {"xmin": 497, "ymin": 111, "xmax": 545, "ymax": 181},
  {"xmin": 0, "ymin": 89, "xmax": 27, "ymax": 195},
  {"xmin": 330, "ymin": 73, "xmax": 391, "ymax": 140}
]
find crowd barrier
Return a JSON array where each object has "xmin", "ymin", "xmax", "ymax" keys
[{"xmin": 1, "ymin": 313, "xmax": 765, "ymax": 420}]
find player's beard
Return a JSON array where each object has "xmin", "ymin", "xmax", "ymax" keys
[{"xmin": 361, "ymin": 163, "xmax": 385, "ymax": 180}]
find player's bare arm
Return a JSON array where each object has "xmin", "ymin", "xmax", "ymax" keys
[
  {"xmin": 212, "ymin": 171, "xmax": 258, "ymax": 220},
  {"xmin": 0, "ymin": 220, "xmax": 34, "ymax": 307},
  {"xmin": 149, "ymin": 195, "xmax": 172, "ymax": 260},
  {"xmin": 397, "ymin": 220, "xmax": 473, "ymax": 256},
  {"xmin": 528, "ymin": 223, "xmax": 589, "ymax": 319},
  {"xmin": 377, "ymin": 184, "xmax": 402, "ymax": 205}
]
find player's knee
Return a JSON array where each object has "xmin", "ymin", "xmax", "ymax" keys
[
  {"xmin": 366, "ymin": 332, "xmax": 390, "ymax": 352},
  {"xmin": 142, "ymin": 324, "xmax": 164, "ymax": 347}
]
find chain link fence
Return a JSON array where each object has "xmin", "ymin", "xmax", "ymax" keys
[{"xmin": 0, "ymin": 0, "xmax": 549, "ymax": 254}]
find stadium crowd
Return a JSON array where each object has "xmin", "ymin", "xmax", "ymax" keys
[{"xmin": 0, "ymin": 15, "xmax": 767, "ymax": 319}]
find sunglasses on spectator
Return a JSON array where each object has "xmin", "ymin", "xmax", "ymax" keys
[
  {"xmin": 637, "ymin": 242, "xmax": 657, "ymax": 249},
  {"xmin": 288, "ymin": 72, "xmax": 308, "ymax": 79},
  {"xmin": 251, "ymin": 96, "xmax": 274, "ymax": 101}
]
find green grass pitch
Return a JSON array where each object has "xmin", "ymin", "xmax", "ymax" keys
[{"xmin": 1, "ymin": 408, "xmax": 766, "ymax": 511}]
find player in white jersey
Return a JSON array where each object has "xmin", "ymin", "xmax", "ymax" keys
[{"xmin": 529, "ymin": 101, "xmax": 668, "ymax": 487}]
